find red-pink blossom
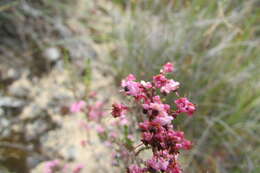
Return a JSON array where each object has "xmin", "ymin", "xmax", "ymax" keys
[
  {"xmin": 166, "ymin": 162, "xmax": 182, "ymax": 173},
  {"xmin": 78, "ymin": 120, "xmax": 89, "ymax": 130},
  {"xmin": 88, "ymin": 91, "xmax": 97, "ymax": 98},
  {"xmin": 104, "ymin": 141, "xmax": 112, "ymax": 147},
  {"xmin": 142, "ymin": 132, "xmax": 153, "ymax": 144},
  {"xmin": 182, "ymin": 139, "xmax": 192, "ymax": 150},
  {"xmin": 112, "ymin": 62, "xmax": 196, "ymax": 173},
  {"xmin": 153, "ymin": 74, "xmax": 168, "ymax": 88},
  {"xmin": 70, "ymin": 100, "xmax": 86, "ymax": 113},
  {"xmin": 80, "ymin": 140, "xmax": 87, "ymax": 147},
  {"xmin": 146, "ymin": 156, "xmax": 169, "ymax": 172},
  {"xmin": 175, "ymin": 97, "xmax": 196, "ymax": 116},
  {"xmin": 127, "ymin": 164, "xmax": 144, "ymax": 173},
  {"xmin": 121, "ymin": 74, "xmax": 143, "ymax": 97},
  {"xmin": 152, "ymin": 95, "xmax": 162, "ymax": 103},
  {"xmin": 153, "ymin": 114, "xmax": 173, "ymax": 126},
  {"xmin": 109, "ymin": 131, "xmax": 118, "ymax": 138},
  {"xmin": 126, "ymin": 74, "xmax": 136, "ymax": 81},
  {"xmin": 72, "ymin": 164, "xmax": 84, "ymax": 173},
  {"xmin": 44, "ymin": 160, "xmax": 60, "ymax": 173},
  {"xmin": 119, "ymin": 115, "xmax": 129, "ymax": 126},
  {"xmin": 112, "ymin": 103, "xmax": 128, "ymax": 117},
  {"xmin": 140, "ymin": 80, "xmax": 153, "ymax": 89},
  {"xmin": 96, "ymin": 125, "xmax": 105, "ymax": 134},
  {"xmin": 149, "ymin": 102, "xmax": 168, "ymax": 117},
  {"xmin": 161, "ymin": 79, "xmax": 180, "ymax": 94},
  {"xmin": 127, "ymin": 135, "xmax": 135, "ymax": 141},
  {"xmin": 161, "ymin": 62, "xmax": 174, "ymax": 73},
  {"xmin": 88, "ymin": 101, "xmax": 105, "ymax": 121},
  {"xmin": 139, "ymin": 121, "xmax": 150, "ymax": 131}
]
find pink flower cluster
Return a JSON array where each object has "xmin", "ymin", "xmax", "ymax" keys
[
  {"xmin": 45, "ymin": 160, "xmax": 60, "ymax": 173},
  {"xmin": 88, "ymin": 101, "xmax": 106, "ymax": 121},
  {"xmin": 112, "ymin": 62, "xmax": 196, "ymax": 173},
  {"xmin": 70, "ymin": 100, "xmax": 86, "ymax": 113},
  {"xmin": 44, "ymin": 160, "xmax": 84, "ymax": 173},
  {"xmin": 70, "ymin": 97, "xmax": 106, "ymax": 123},
  {"xmin": 112, "ymin": 103, "xmax": 128, "ymax": 118}
]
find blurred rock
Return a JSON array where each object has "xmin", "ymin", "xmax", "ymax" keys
[
  {"xmin": 0, "ymin": 117, "xmax": 11, "ymax": 137},
  {"xmin": 0, "ymin": 1, "xmax": 101, "ymax": 172},
  {"xmin": 42, "ymin": 47, "xmax": 61, "ymax": 62},
  {"xmin": 25, "ymin": 119, "xmax": 49, "ymax": 141},
  {"xmin": 0, "ymin": 118, "xmax": 10, "ymax": 127},
  {"xmin": 7, "ymin": 68, "xmax": 20, "ymax": 80},
  {"xmin": 63, "ymin": 39, "xmax": 97, "ymax": 76},
  {"xmin": 1, "ymin": 127, "xmax": 11, "ymax": 138},
  {"xmin": 12, "ymin": 124, "xmax": 23, "ymax": 134},
  {"xmin": 0, "ymin": 108, "xmax": 3, "ymax": 116},
  {"xmin": 69, "ymin": 41, "xmax": 97, "ymax": 60},
  {"xmin": 0, "ymin": 67, "xmax": 21, "ymax": 86},
  {"xmin": 21, "ymin": 1, "xmax": 42, "ymax": 17},
  {"xmin": 8, "ymin": 76, "xmax": 31, "ymax": 98},
  {"xmin": 0, "ymin": 96, "xmax": 25, "ymax": 108},
  {"xmin": 27, "ymin": 156, "xmax": 44, "ymax": 169},
  {"xmin": 66, "ymin": 146, "xmax": 77, "ymax": 161},
  {"xmin": 21, "ymin": 103, "xmax": 46, "ymax": 120}
]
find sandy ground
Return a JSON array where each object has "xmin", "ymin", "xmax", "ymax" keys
[{"xmin": 30, "ymin": 51, "xmax": 120, "ymax": 173}]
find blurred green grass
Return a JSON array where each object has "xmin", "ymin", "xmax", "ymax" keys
[{"xmin": 102, "ymin": 0, "xmax": 260, "ymax": 172}]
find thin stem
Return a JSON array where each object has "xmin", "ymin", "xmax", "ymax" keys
[{"xmin": 134, "ymin": 143, "xmax": 144, "ymax": 150}]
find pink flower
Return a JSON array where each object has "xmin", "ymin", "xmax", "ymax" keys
[
  {"xmin": 175, "ymin": 97, "xmax": 196, "ymax": 116},
  {"xmin": 153, "ymin": 74, "xmax": 168, "ymax": 88},
  {"xmin": 88, "ymin": 101, "xmax": 105, "ymax": 121},
  {"xmin": 140, "ymin": 80, "xmax": 153, "ymax": 89},
  {"xmin": 78, "ymin": 120, "xmax": 89, "ymax": 130},
  {"xmin": 96, "ymin": 125, "xmax": 105, "ymax": 134},
  {"xmin": 153, "ymin": 96, "xmax": 162, "ymax": 103},
  {"xmin": 142, "ymin": 132, "xmax": 153, "ymax": 143},
  {"xmin": 44, "ymin": 160, "xmax": 60, "ymax": 173},
  {"xmin": 182, "ymin": 139, "xmax": 192, "ymax": 150},
  {"xmin": 112, "ymin": 103, "xmax": 128, "ymax": 117},
  {"xmin": 62, "ymin": 164, "xmax": 70, "ymax": 173},
  {"xmin": 126, "ymin": 74, "xmax": 136, "ymax": 81},
  {"xmin": 127, "ymin": 164, "xmax": 144, "ymax": 173},
  {"xmin": 153, "ymin": 115, "xmax": 173, "ymax": 126},
  {"xmin": 161, "ymin": 80, "xmax": 180, "ymax": 94},
  {"xmin": 104, "ymin": 141, "xmax": 112, "ymax": 147},
  {"xmin": 167, "ymin": 130, "xmax": 184, "ymax": 142},
  {"xmin": 109, "ymin": 131, "xmax": 118, "ymax": 138},
  {"xmin": 72, "ymin": 164, "xmax": 84, "ymax": 173},
  {"xmin": 139, "ymin": 121, "xmax": 150, "ymax": 131},
  {"xmin": 175, "ymin": 139, "xmax": 192, "ymax": 150},
  {"xmin": 149, "ymin": 102, "xmax": 169, "ymax": 118},
  {"xmin": 80, "ymin": 140, "xmax": 87, "ymax": 147},
  {"xmin": 146, "ymin": 156, "xmax": 169, "ymax": 172},
  {"xmin": 122, "ymin": 82, "xmax": 142, "ymax": 97},
  {"xmin": 70, "ymin": 100, "xmax": 86, "ymax": 113},
  {"xmin": 127, "ymin": 135, "xmax": 135, "ymax": 141},
  {"xmin": 161, "ymin": 62, "xmax": 174, "ymax": 73},
  {"xmin": 121, "ymin": 74, "xmax": 143, "ymax": 97},
  {"xmin": 88, "ymin": 91, "xmax": 97, "ymax": 98},
  {"xmin": 119, "ymin": 115, "xmax": 129, "ymax": 126},
  {"xmin": 166, "ymin": 161, "xmax": 182, "ymax": 173}
]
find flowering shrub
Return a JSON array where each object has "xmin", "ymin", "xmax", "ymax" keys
[
  {"xmin": 112, "ymin": 62, "xmax": 196, "ymax": 173},
  {"xmin": 66, "ymin": 62, "xmax": 196, "ymax": 172}
]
